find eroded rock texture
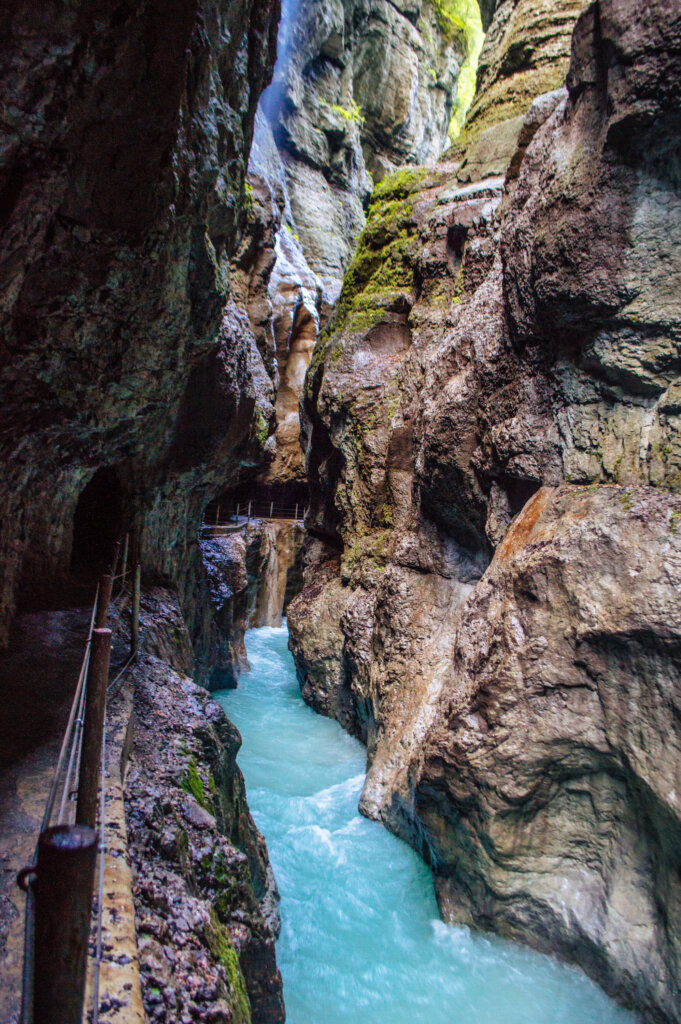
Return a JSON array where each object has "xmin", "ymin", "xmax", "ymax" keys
[
  {"xmin": 243, "ymin": 0, "xmax": 484, "ymax": 490},
  {"xmin": 289, "ymin": 0, "xmax": 681, "ymax": 1018},
  {"xmin": 0, "ymin": 0, "xmax": 279, "ymax": 647},
  {"xmin": 252, "ymin": 0, "xmax": 478, "ymax": 300},
  {"xmin": 126, "ymin": 588, "xmax": 284, "ymax": 1024}
]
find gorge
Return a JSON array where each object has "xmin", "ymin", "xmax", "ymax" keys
[{"xmin": 0, "ymin": 0, "xmax": 679, "ymax": 1023}]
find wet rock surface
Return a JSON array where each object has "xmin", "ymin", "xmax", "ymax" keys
[
  {"xmin": 197, "ymin": 519, "xmax": 304, "ymax": 688},
  {"xmin": 289, "ymin": 0, "xmax": 681, "ymax": 1018},
  {"xmin": 412, "ymin": 485, "xmax": 681, "ymax": 1024},
  {"xmin": 0, "ymin": 0, "xmax": 280, "ymax": 647},
  {"xmin": 251, "ymin": 0, "xmax": 477, "ymax": 301},
  {"xmin": 126, "ymin": 589, "xmax": 284, "ymax": 1024}
]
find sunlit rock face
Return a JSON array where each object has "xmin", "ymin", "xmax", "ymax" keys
[
  {"xmin": 242, "ymin": 0, "xmax": 482, "ymax": 491},
  {"xmin": 0, "ymin": 0, "xmax": 279, "ymax": 646},
  {"xmin": 267, "ymin": 229, "xmax": 321, "ymax": 484},
  {"xmin": 253, "ymin": 0, "xmax": 479, "ymax": 302},
  {"xmin": 289, "ymin": 0, "xmax": 681, "ymax": 1018}
]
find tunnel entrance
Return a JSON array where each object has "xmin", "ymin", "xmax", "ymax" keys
[{"xmin": 71, "ymin": 467, "xmax": 124, "ymax": 576}]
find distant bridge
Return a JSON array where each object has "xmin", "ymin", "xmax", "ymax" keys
[{"xmin": 202, "ymin": 500, "xmax": 307, "ymax": 533}]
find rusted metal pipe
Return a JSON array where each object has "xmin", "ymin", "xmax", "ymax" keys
[
  {"xmin": 131, "ymin": 563, "xmax": 141, "ymax": 658},
  {"xmin": 33, "ymin": 824, "xmax": 97, "ymax": 1024},
  {"xmin": 95, "ymin": 574, "xmax": 113, "ymax": 629},
  {"xmin": 76, "ymin": 628, "xmax": 111, "ymax": 828}
]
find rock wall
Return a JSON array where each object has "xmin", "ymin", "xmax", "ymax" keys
[
  {"xmin": 126, "ymin": 587, "xmax": 284, "ymax": 1023},
  {"xmin": 197, "ymin": 519, "xmax": 304, "ymax": 688},
  {"xmin": 252, "ymin": 0, "xmax": 480, "ymax": 301},
  {"xmin": 244, "ymin": 0, "xmax": 485, "ymax": 491},
  {"xmin": 0, "ymin": 0, "xmax": 280, "ymax": 647},
  {"xmin": 289, "ymin": 0, "xmax": 681, "ymax": 1019}
]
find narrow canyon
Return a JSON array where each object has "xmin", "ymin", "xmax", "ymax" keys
[{"xmin": 0, "ymin": 1, "xmax": 679, "ymax": 1023}]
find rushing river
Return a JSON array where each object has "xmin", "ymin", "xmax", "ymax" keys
[{"xmin": 217, "ymin": 625, "xmax": 634, "ymax": 1024}]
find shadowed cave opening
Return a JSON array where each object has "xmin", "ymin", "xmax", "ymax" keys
[{"xmin": 71, "ymin": 466, "xmax": 124, "ymax": 576}]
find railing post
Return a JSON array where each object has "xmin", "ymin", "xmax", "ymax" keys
[
  {"xmin": 248, "ymin": 500, "xmax": 252, "ymax": 520},
  {"xmin": 131, "ymin": 563, "xmax": 141, "ymax": 658},
  {"xmin": 270, "ymin": 501, "xmax": 274, "ymax": 518},
  {"xmin": 121, "ymin": 533, "xmax": 129, "ymax": 583},
  {"xmin": 110, "ymin": 539, "xmax": 121, "ymax": 579},
  {"xmin": 33, "ymin": 824, "xmax": 97, "ymax": 1024},
  {"xmin": 295, "ymin": 504, "xmax": 298, "ymax": 521},
  {"xmin": 216, "ymin": 504, "xmax": 220, "ymax": 525},
  {"xmin": 236, "ymin": 502, "xmax": 240, "ymax": 520},
  {"xmin": 95, "ymin": 573, "xmax": 113, "ymax": 629},
  {"xmin": 76, "ymin": 628, "xmax": 111, "ymax": 829}
]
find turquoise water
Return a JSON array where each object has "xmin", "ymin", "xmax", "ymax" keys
[{"xmin": 217, "ymin": 625, "xmax": 635, "ymax": 1024}]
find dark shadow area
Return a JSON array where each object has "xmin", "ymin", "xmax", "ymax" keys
[
  {"xmin": 505, "ymin": 476, "xmax": 541, "ymax": 517},
  {"xmin": 207, "ymin": 481, "xmax": 309, "ymax": 522},
  {"xmin": 71, "ymin": 467, "xmax": 124, "ymax": 576}
]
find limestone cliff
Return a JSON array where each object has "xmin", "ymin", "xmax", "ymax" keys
[
  {"xmin": 0, "ymin": 4, "xmax": 286, "ymax": 1020},
  {"xmin": 244, "ymin": 0, "xmax": 485, "ymax": 491},
  {"xmin": 289, "ymin": 0, "xmax": 681, "ymax": 1019},
  {"xmin": 252, "ymin": 0, "xmax": 481, "ymax": 299}
]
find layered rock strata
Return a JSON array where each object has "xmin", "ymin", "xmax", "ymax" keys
[
  {"xmin": 126, "ymin": 588, "xmax": 284, "ymax": 1024},
  {"xmin": 289, "ymin": 0, "xmax": 681, "ymax": 1018}
]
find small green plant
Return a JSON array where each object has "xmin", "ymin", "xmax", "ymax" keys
[
  {"xmin": 670, "ymin": 510, "xmax": 679, "ymax": 534},
  {"xmin": 254, "ymin": 409, "xmax": 269, "ymax": 447},
  {"xmin": 619, "ymin": 488, "xmax": 634, "ymax": 511},
  {"xmin": 325, "ymin": 98, "xmax": 365, "ymax": 125}
]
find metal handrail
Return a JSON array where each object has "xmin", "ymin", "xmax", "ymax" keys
[
  {"xmin": 203, "ymin": 500, "xmax": 309, "ymax": 525},
  {"xmin": 16, "ymin": 535, "xmax": 140, "ymax": 1024}
]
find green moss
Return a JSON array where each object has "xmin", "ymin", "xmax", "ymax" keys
[
  {"xmin": 331, "ymin": 99, "xmax": 365, "ymax": 124},
  {"xmin": 181, "ymin": 756, "xmax": 215, "ymax": 813},
  {"xmin": 254, "ymin": 409, "xmax": 269, "ymax": 448},
  {"xmin": 206, "ymin": 912, "xmax": 251, "ymax": 1024},
  {"xmin": 452, "ymin": 264, "xmax": 465, "ymax": 304},
  {"xmin": 387, "ymin": 394, "xmax": 400, "ymax": 422},
  {"xmin": 342, "ymin": 528, "xmax": 393, "ymax": 575},
  {"xmin": 426, "ymin": 0, "xmax": 483, "ymax": 139},
  {"xmin": 321, "ymin": 171, "xmax": 425, "ymax": 341},
  {"xmin": 371, "ymin": 167, "xmax": 429, "ymax": 203},
  {"xmin": 671, "ymin": 510, "xmax": 680, "ymax": 534},
  {"xmin": 182, "ymin": 757, "xmax": 206, "ymax": 805}
]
